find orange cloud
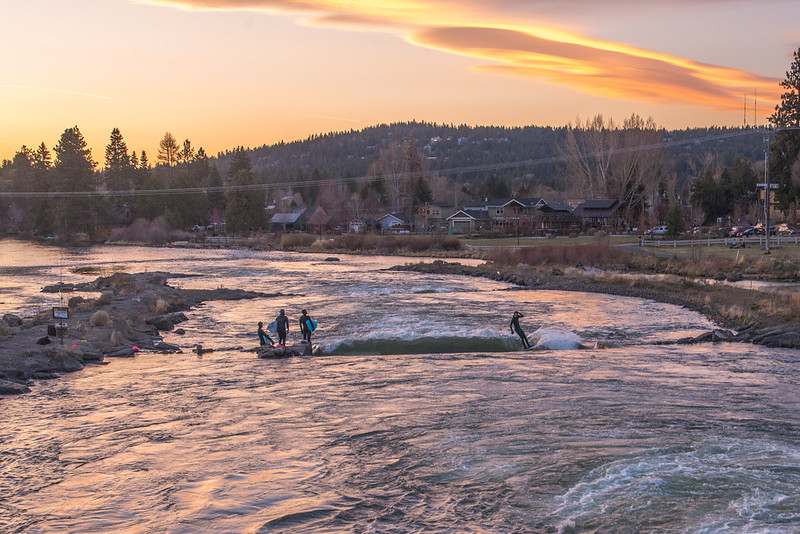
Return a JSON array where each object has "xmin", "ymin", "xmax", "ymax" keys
[
  {"xmin": 139, "ymin": 0, "xmax": 782, "ymax": 110},
  {"xmin": 411, "ymin": 26, "xmax": 781, "ymax": 110}
]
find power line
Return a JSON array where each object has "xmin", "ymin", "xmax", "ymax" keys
[{"xmin": 0, "ymin": 129, "xmax": 761, "ymax": 199}]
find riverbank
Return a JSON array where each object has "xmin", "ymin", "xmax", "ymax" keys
[
  {"xmin": 392, "ymin": 260, "xmax": 800, "ymax": 349},
  {"xmin": 0, "ymin": 272, "xmax": 291, "ymax": 395}
]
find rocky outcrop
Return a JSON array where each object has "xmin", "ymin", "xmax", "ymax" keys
[
  {"xmin": 1, "ymin": 272, "xmax": 288, "ymax": 395},
  {"xmin": 256, "ymin": 343, "xmax": 313, "ymax": 359}
]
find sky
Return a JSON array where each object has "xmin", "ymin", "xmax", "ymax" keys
[{"xmin": 1, "ymin": 0, "xmax": 799, "ymax": 164}]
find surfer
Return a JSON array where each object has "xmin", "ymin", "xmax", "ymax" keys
[
  {"xmin": 299, "ymin": 309, "xmax": 313, "ymax": 343},
  {"xmin": 510, "ymin": 310, "xmax": 531, "ymax": 349},
  {"xmin": 275, "ymin": 309, "xmax": 289, "ymax": 346},
  {"xmin": 257, "ymin": 321, "xmax": 274, "ymax": 346}
]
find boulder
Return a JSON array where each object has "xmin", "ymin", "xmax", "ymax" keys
[
  {"xmin": 0, "ymin": 378, "xmax": 31, "ymax": 395},
  {"xmin": 106, "ymin": 348, "xmax": 136, "ymax": 358},
  {"xmin": 2, "ymin": 314, "xmax": 22, "ymax": 327},
  {"xmin": 146, "ymin": 315, "xmax": 174, "ymax": 331},
  {"xmin": 152, "ymin": 341, "xmax": 181, "ymax": 354}
]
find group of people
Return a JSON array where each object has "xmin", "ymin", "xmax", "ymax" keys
[
  {"xmin": 257, "ymin": 308, "xmax": 316, "ymax": 347},
  {"xmin": 257, "ymin": 308, "xmax": 531, "ymax": 350}
]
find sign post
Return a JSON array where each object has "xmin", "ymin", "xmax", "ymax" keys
[{"xmin": 52, "ymin": 306, "xmax": 68, "ymax": 345}]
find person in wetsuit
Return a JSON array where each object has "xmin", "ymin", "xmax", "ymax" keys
[
  {"xmin": 257, "ymin": 321, "xmax": 274, "ymax": 346},
  {"xmin": 298, "ymin": 309, "xmax": 314, "ymax": 343},
  {"xmin": 275, "ymin": 309, "xmax": 289, "ymax": 346},
  {"xmin": 510, "ymin": 310, "xmax": 531, "ymax": 349}
]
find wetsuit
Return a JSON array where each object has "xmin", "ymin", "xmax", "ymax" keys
[
  {"xmin": 275, "ymin": 313, "xmax": 289, "ymax": 345},
  {"xmin": 258, "ymin": 325, "xmax": 273, "ymax": 346},
  {"xmin": 299, "ymin": 313, "xmax": 312, "ymax": 343},
  {"xmin": 511, "ymin": 313, "xmax": 531, "ymax": 349}
]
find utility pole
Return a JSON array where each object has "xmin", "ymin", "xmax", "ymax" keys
[{"xmin": 760, "ymin": 126, "xmax": 800, "ymax": 254}]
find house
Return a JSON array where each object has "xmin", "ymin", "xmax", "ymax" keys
[
  {"xmin": 446, "ymin": 208, "xmax": 491, "ymax": 234},
  {"xmin": 269, "ymin": 212, "xmax": 304, "ymax": 231},
  {"xmin": 572, "ymin": 199, "xmax": 623, "ymax": 230},
  {"xmin": 376, "ymin": 212, "xmax": 411, "ymax": 232},
  {"xmin": 531, "ymin": 199, "xmax": 576, "ymax": 234},
  {"xmin": 416, "ymin": 202, "xmax": 454, "ymax": 232},
  {"xmin": 469, "ymin": 197, "xmax": 575, "ymax": 234}
]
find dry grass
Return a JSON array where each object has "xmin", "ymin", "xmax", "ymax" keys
[
  {"xmin": 96, "ymin": 292, "xmax": 114, "ymax": 306},
  {"xmin": 153, "ymin": 298, "xmax": 169, "ymax": 315},
  {"xmin": 488, "ymin": 238, "xmax": 630, "ymax": 268},
  {"xmin": 90, "ymin": 310, "xmax": 110, "ymax": 327},
  {"xmin": 282, "ymin": 233, "xmax": 463, "ymax": 254}
]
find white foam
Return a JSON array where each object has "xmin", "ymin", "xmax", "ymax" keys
[{"xmin": 532, "ymin": 327, "xmax": 583, "ymax": 350}]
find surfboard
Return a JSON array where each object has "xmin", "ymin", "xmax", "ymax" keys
[
  {"xmin": 267, "ymin": 321, "xmax": 277, "ymax": 333},
  {"xmin": 305, "ymin": 319, "xmax": 317, "ymax": 332}
]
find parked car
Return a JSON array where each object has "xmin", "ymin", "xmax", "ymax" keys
[
  {"xmin": 778, "ymin": 224, "xmax": 799, "ymax": 236},
  {"xmin": 646, "ymin": 225, "xmax": 668, "ymax": 236},
  {"xmin": 752, "ymin": 224, "xmax": 777, "ymax": 235},
  {"xmin": 729, "ymin": 226, "xmax": 752, "ymax": 237}
]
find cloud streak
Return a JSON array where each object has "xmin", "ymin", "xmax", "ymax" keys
[{"xmin": 138, "ymin": 0, "xmax": 781, "ymax": 110}]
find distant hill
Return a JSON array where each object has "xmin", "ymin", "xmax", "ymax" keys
[{"xmin": 212, "ymin": 121, "xmax": 766, "ymax": 192}]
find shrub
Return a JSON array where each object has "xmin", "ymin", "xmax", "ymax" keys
[
  {"xmin": 96, "ymin": 292, "xmax": 114, "ymax": 306},
  {"xmin": 281, "ymin": 233, "xmax": 317, "ymax": 248},
  {"xmin": 90, "ymin": 310, "xmax": 110, "ymax": 327}
]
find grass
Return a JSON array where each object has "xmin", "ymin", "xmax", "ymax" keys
[{"xmin": 462, "ymin": 235, "xmax": 639, "ymax": 248}]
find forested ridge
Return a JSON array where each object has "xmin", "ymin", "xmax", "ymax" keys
[{"xmin": 214, "ymin": 121, "xmax": 766, "ymax": 193}]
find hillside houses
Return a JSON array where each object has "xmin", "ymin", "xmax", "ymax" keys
[
  {"xmin": 270, "ymin": 197, "xmax": 624, "ymax": 235},
  {"xmin": 444, "ymin": 198, "xmax": 621, "ymax": 235}
]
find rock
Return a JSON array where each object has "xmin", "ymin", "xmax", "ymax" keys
[
  {"xmin": 167, "ymin": 312, "xmax": 188, "ymax": 325},
  {"xmin": 152, "ymin": 341, "xmax": 181, "ymax": 354},
  {"xmin": 80, "ymin": 348, "xmax": 104, "ymax": 362},
  {"xmin": 760, "ymin": 332, "xmax": 800, "ymax": 348},
  {"xmin": 3, "ymin": 314, "xmax": 22, "ymax": 327},
  {"xmin": 41, "ymin": 282, "xmax": 75, "ymax": 293},
  {"xmin": 146, "ymin": 315, "xmax": 174, "ymax": 331},
  {"xmin": 711, "ymin": 329, "xmax": 734, "ymax": 342},
  {"xmin": 106, "ymin": 348, "xmax": 136, "ymax": 358},
  {"xmin": 713, "ymin": 272, "xmax": 726, "ymax": 281},
  {"xmin": 68, "ymin": 296, "xmax": 84, "ymax": 308},
  {"xmin": 324, "ymin": 257, "xmax": 340, "ymax": 262},
  {"xmin": 174, "ymin": 328, "xmax": 186, "ymax": 335},
  {"xmin": 0, "ymin": 378, "xmax": 30, "ymax": 395},
  {"xmin": 551, "ymin": 268, "xmax": 564, "ymax": 276}
]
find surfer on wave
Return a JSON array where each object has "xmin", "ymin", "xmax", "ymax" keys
[{"xmin": 511, "ymin": 311, "xmax": 531, "ymax": 349}]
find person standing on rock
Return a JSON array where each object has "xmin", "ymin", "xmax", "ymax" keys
[
  {"xmin": 257, "ymin": 321, "xmax": 274, "ymax": 346},
  {"xmin": 510, "ymin": 310, "xmax": 531, "ymax": 349},
  {"xmin": 275, "ymin": 309, "xmax": 289, "ymax": 346},
  {"xmin": 299, "ymin": 309, "xmax": 314, "ymax": 344}
]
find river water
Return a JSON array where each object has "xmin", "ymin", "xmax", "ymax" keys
[{"xmin": 1, "ymin": 241, "xmax": 800, "ymax": 533}]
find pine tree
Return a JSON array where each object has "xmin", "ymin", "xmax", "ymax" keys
[
  {"xmin": 157, "ymin": 132, "xmax": 179, "ymax": 178},
  {"xmin": 770, "ymin": 48, "xmax": 800, "ymax": 128},
  {"xmin": 769, "ymin": 48, "xmax": 800, "ymax": 217},
  {"xmin": 52, "ymin": 126, "xmax": 98, "ymax": 237},
  {"xmin": 665, "ymin": 203, "xmax": 684, "ymax": 237}
]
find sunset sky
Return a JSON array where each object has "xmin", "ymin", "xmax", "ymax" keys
[{"xmin": 2, "ymin": 0, "xmax": 798, "ymax": 164}]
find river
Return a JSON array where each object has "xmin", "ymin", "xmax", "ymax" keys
[{"xmin": 1, "ymin": 241, "xmax": 799, "ymax": 533}]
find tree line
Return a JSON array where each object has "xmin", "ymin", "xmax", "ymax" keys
[{"xmin": 1, "ymin": 48, "xmax": 798, "ymax": 240}]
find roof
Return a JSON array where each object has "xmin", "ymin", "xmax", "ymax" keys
[
  {"xmin": 377, "ymin": 212, "xmax": 410, "ymax": 224},
  {"xmin": 447, "ymin": 209, "xmax": 490, "ymax": 221},
  {"xmin": 573, "ymin": 199, "xmax": 620, "ymax": 217},
  {"xmin": 538, "ymin": 200, "xmax": 573, "ymax": 212},
  {"xmin": 270, "ymin": 212, "xmax": 303, "ymax": 224}
]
